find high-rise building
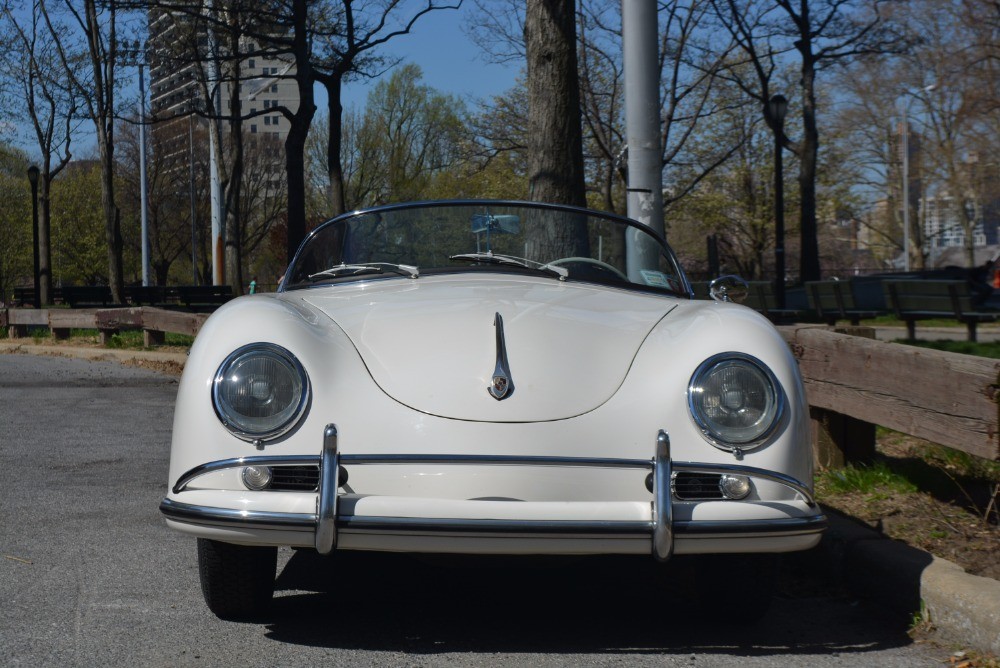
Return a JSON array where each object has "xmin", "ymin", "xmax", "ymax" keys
[{"xmin": 147, "ymin": 10, "xmax": 299, "ymax": 160}]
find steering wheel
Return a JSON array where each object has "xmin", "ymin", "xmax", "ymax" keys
[{"xmin": 546, "ymin": 257, "xmax": 629, "ymax": 282}]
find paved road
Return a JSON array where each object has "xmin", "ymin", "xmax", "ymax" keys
[{"xmin": 0, "ymin": 354, "xmax": 948, "ymax": 667}]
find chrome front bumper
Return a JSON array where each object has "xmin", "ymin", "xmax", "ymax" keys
[{"xmin": 160, "ymin": 425, "xmax": 826, "ymax": 560}]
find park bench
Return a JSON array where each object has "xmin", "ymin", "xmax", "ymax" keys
[
  {"xmin": 882, "ymin": 279, "xmax": 999, "ymax": 342},
  {"xmin": 176, "ymin": 285, "xmax": 234, "ymax": 311},
  {"xmin": 10, "ymin": 286, "xmax": 65, "ymax": 307},
  {"xmin": 690, "ymin": 280, "xmax": 801, "ymax": 324},
  {"xmin": 805, "ymin": 280, "xmax": 881, "ymax": 326},
  {"xmin": 743, "ymin": 281, "xmax": 802, "ymax": 324},
  {"xmin": 62, "ymin": 285, "xmax": 113, "ymax": 308}
]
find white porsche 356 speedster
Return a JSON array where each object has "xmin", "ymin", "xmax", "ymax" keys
[{"xmin": 160, "ymin": 200, "xmax": 825, "ymax": 619}]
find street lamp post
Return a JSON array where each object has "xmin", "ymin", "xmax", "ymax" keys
[
  {"xmin": 768, "ymin": 94, "xmax": 789, "ymax": 309},
  {"xmin": 901, "ymin": 103, "xmax": 911, "ymax": 273},
  {"xmin": 27, "ymin": 166, "xmax": 40, "ymax": 309},
  {"xmin": 119, "ymin": 39, "xmax": 151, "ymax": 287},
  {"xmin": 138, "ymin": 47, "xmax": 150, "ymax": 287}
]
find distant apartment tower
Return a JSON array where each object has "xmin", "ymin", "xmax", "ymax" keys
[{"xmin": 147, "ymin": 9, "xmax": 299, "ymax": 158}]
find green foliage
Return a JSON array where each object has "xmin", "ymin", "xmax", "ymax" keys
[
  {"xmin": 341, "ymin": 64, "xmax": 469, "ymax": 208},
  {"xmin": 817, "ymin": 461, "xmax": 918, "ymax": 496},
  {"xmin": 49, "ymin": 162, "xmax": 110, "ymax": 286},
  {"xmin": 0, "ymin": 167, "xmax": 33, "ymax": 304},
  {"xmin": 898, "ymin": 338, "xmax": 1000, "ymax": 360}
]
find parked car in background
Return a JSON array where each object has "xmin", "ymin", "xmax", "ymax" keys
[{"xmin": 160, "ymin": 200, "xmax": 826, "ymax": 619}]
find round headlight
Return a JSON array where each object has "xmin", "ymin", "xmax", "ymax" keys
[
  {"xmin": 213, "ymin": 343, "xmax": 310, "ymax": 442},
  {"xmin": 688, "ymin": 353, "xmax": 783, "ymax": 451}
]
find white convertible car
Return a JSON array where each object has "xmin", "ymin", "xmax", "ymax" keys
[{"xmin": 160, "ymin": 200, "xmax": 825, "ymax": 619}]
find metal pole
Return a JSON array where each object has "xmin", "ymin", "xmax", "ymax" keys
[
  {"xmin": 772, "ymin": 100, "xmax": 787, "ymax": 309},
  {"xmin": 27, "ymin": 166, "xmax": 40, "ymax": 309},
  {"xmin": 138, "ymin": 59, "xmax": 151, "ymax": 286},
  {"xmin": 621, "ymin": 0, "xmax": 664, "ymax": 281},
  {"xmin": 206, "ymin": 0, "xmax": 224, "ymax": 286},
  {"xmin": 901, "ymin": 107, "xmax": 910, "ymax": 272},
  {"xmin": 189, "ymin": 113, "xmax": 198, "ymax": 284}
]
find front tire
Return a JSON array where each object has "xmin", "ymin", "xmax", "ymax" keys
[{"xmin": 197, "ymin": 538, "xmax": 277, "ymax": 620}]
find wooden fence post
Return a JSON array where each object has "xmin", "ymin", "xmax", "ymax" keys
[{"xmin": 807, "ymin": 326, "xmax": 877, "ymax": 469}]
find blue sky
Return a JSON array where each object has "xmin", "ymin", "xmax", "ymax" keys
[
  {"xmin": 6, "ymin": 6, "xmax": 521, "ymax": 158},
  {"xmin": 335, "ymin": 7, "xmax": 521, "ymax": 112}
]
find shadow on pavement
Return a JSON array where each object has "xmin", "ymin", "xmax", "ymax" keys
[{"xmin": 261, "ymin": 548, "xmax": 915, "ymax": 657}]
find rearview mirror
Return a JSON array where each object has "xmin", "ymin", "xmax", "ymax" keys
[
  {"xmin": 471, "ymin": 214, "xmax": 520, "ymax": 235},
  {"xmin": 709, "ymin": 275, "xmax": 749, "ymax": 303}
]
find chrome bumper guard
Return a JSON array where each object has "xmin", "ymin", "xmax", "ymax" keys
[{"xmin": 161, "ymin": 425, "xmax": 826, "ymax": 561}]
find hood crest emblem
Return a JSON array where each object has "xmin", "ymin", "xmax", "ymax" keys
[{"xmin": 488, "ymin": 312, "xmax": 514, "ymax": 400}]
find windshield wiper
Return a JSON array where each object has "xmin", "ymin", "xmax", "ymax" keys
[
  {"xmin": 448, "ymin": 252, "xmax": 568, "ymax": 281},
  {"xmin": 308, "ymin": 262, "xmax": 420, "ymax": 281}
]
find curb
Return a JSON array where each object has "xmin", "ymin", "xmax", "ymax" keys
[{"xmin": 820, "ymin": 507, "xmax": 1000, "ymax": 655}]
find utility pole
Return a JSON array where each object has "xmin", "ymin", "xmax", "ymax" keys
[{"xmin": 621, "ymin": 0, "xmax": 664, "ymax": 279}]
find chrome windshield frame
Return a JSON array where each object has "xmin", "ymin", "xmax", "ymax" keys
[{"xmin": 279, "ymin": 199, "xmax": 692, "ymax": 298}]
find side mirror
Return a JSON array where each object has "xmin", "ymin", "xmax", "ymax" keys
[{"xmin": 708, "ymin": 275, "xmax": 749, "ymax": 304}]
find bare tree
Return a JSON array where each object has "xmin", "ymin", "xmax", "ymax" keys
[
  {"xmin": 2, "ymin": 0, "xmax": 81, "ymax": 304},
  {"xmin": 42, "ymin": 0, "xmax": 128, "ymax": 301},
  {"xmin": 311, "ymin": 0, "xmax": 461, "ymax": 217},
  {"xmin": 709, "ymin": 0, "xmax": 906, "ymax": 282}
]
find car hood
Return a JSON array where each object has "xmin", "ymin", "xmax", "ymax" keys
[{"xmin": 300, "ymin": 276, "xmax": 677, "ymax": 422}]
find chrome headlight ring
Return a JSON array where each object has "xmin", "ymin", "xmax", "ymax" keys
[
  {"xmin": 212, "ymin": 343, "xmax": 311, "ymax": 443},
  {"xmin": 687, "ymin": 352, "xmax": 785, "ymax": 453}
]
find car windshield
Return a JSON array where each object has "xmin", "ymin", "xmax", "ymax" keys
[{"xmin": 282, "ymin": 200, "xmax": 689, "ymax": 296}]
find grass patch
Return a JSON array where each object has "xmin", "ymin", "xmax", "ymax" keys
[
  {"xmin": 895, "ymin": 338, "xmax": 1000, "ymax": 359},
  {"xmin": 105, "ymin": 330, "xmax": 194, "ymax": 349},
  {"xmin": 9, "ymin": 327, "xmax": 193, "ymax": 350},
  {"xmin": 30, "ymin": 327, "xmax": 52, "ymax": 343},
  {"xmin": 858, "ymin": 314, "xmax": 973, "ymax": 329},
  {"xmin": 816, "ymin": 460, "xmax": 918, "ymax": 496}
]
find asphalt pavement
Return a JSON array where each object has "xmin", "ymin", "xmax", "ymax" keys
[{"xmin": 0, "ymin": 345, "xmax": 996, "ymax": 665}]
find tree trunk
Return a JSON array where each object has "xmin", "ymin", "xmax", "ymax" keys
[
  {"xmin": 284, "ymin": 0, "xmax": 316, "ymax": 265},
  {"xmin": 326, "ymin": 76, "xmax": 347, "ymax": 217},
  {"xmin": 225, "ymin": 29, "xmax": 245, "ymax": 296},
  {"xmin": 39, "ymin": 172, "xmax": 53, "ymax": 305},
  {"xmin": 524, "ymin": 0, "xmax": 586, "ymax": 208},
  {"xmin": 796, "ymin": 16, "xmax": 821, "ymax": 283},
  {"xmin": 524, "ymin": 0, "xmax": 589, "ymax": 260}
]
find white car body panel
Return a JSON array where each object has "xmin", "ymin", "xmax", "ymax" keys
[
  {"xmin": 161, "ymin": 201, "xmax": 824, "ymax": 574},
  {"xmin": 301, "ymin": 275, "xmax": 675, "ymax": 421}
]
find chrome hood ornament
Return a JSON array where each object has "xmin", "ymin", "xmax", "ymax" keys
[{"xmin": 488, "ymin": 312, "xmax": 514, "ymax": 400}]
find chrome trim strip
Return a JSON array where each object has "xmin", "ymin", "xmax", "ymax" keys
[
  {"xmin": 337, "ymin": 454, "xmax": 653, "ymax": 469},
  {"xmin": 160, "ymin": 497, "xmax": 825, "ymax": 539},
  {"xmin": 673, "ymin": 516, "xmax": 828, "ymax": 535},
  {"xmin": 315, "ymin": 424, "xmax": 340, "ymax": 555},
  {"xmin": 172, "ymin": 455, "xmax": 321, "ymax": 494},
  {"xmin": 338, "ymin": 516, "xmax": 654, "ymax": 534},
  {"xmin": 652, "ymin": 430, "xmax": 672, "ymax": 561},
  {"xmin": 672, "ymin": 462, "xmax": 817, "ymax": 508},
  {"xmin": 159, "ymin": 497, "xmax": 316, "ymax": 530},
  {"xmin": 172, "ymin": 456, "xmax": 817, "ymax": 507}
]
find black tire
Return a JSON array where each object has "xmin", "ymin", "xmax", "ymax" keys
[{"xmin": 197, "ymin": 538, "xmax": 277, "ymax": 620}]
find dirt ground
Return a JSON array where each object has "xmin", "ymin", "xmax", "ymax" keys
[{"xmin": 817, "ymin": 434, "xmax": 1000, "ymax": 581}]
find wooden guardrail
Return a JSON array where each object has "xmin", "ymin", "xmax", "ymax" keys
[
  {"xmin": 2, "ymin": 307, "xmax": 208, "ymax": 347},
  {"xmin": 2, "ymin": 309, "xmax": 997, "ymax": 463},
  {"xmin": 780, "ymin": 325, "xmax": 1000, "ymax": 463}
]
